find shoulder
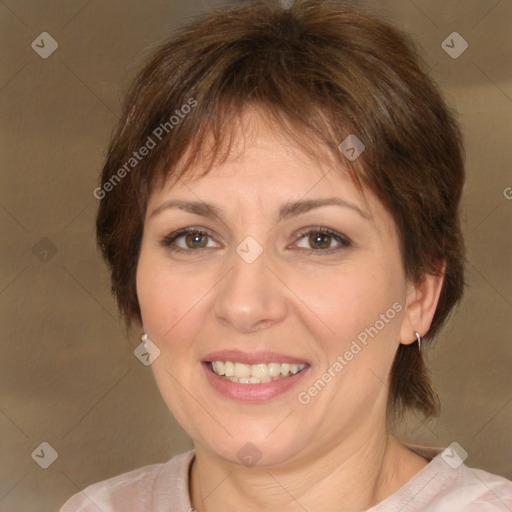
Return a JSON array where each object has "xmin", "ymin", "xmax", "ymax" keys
[
  {"xmin": 444, "ymin": 461, "xmax": 512, "ymax": 511},
  {"xmin": 59, "ymin": 451, "xmax": 195, "ymax": 512},
  {"xmin": 371, "ymin": 447, "xmax": 512, "ymax": 512}
]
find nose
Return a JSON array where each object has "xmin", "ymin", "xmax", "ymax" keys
[{"xmin": 212, "ymin": 248, "xmax": 288, "ymax": 333}]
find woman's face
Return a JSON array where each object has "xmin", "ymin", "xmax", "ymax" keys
[{"xmin": 136, "ymin": 110, "xmax": 413, "ymax": 467}]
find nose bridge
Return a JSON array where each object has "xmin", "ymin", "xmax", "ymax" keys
[{"xmin": 213, "ymin": 239, "xmax": 288, "ymax": 332}]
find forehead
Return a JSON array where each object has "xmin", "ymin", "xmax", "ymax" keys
[
  {"xmin": 143, "ymin": 109, "xmax": 401, "ymax": 245},
  {"xmin": 150, "ymin": 107, "xmax": 366, "ymax": 206}
]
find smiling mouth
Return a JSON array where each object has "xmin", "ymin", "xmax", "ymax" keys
[{"xmin": 209, "ymin": 361, "xmax": 308, "ymax": 384}]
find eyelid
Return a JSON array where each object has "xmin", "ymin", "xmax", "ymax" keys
[
  {"xmin": 161, "ymin": 226, "xmax": 221, "ymax": 250},
  {"xmin": 161, "ymin": 225, "xmax": 351, "ymax": 254},
  {"xmin": 291, "ymin": 226, "xmax": 351, "ymax": 251}
]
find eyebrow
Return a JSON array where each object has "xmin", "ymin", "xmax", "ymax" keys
[{"xmin": 149, "ymin": 197, "xmax": 370, "ymax": 222}]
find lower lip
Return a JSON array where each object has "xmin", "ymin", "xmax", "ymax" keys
[{"xmin": 203, "ymin": 363, "xmax": 309, "ymax": 402}]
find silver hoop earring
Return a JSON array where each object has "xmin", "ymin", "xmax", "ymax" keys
[
  {"xmin": 141, "ymin": 333, "xmax": 148, "ymax": 350},
  {"xmin": 414, "ymin": 331, "xmax": 422, "ymax": 352}
]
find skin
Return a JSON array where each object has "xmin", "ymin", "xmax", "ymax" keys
[{"xmin": 136, "ymin": 108, "xmax": 445, "ymax": 511}]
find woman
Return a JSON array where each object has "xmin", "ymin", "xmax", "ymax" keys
[{"xmin": 61, "ymin": 0, "xmax": 512, "ymax": 510}]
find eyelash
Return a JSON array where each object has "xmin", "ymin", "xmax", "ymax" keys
[{"xmin": 160, "ymin": 226, "xmax": 351, "ymax": 254}]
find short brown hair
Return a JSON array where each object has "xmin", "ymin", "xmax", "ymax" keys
[{"xmin": 96, "ymin": 0, "xmax": 465, "ymax": 418}]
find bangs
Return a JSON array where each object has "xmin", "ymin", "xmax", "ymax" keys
[{"xmin": 149, "ymin": 98, "xmax": 363, "ymax": 196}]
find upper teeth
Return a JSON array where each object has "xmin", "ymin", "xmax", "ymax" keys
[{"xmin": 211, "ymin": 361, "xmax": 307, "ymax": 383}]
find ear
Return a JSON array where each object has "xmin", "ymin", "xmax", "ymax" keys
[{"xmin": 399, "ymin": 261, "xmax": 446, "ymax": 345}]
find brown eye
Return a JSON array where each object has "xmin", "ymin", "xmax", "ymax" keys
[
  {"xmin": 161, "ymin": 228, "xmax": 220, "ymax": 252},
  {"xmin": 294, "ymin": 227, "xmax": 351, "ymax": 252},
  {"xmin": 184, "ymin": 232, "xmax": 208, "ymax": 248},
  {"xmin": 309, "ymin": 232, "xmax": 332, "ymax": 249}
]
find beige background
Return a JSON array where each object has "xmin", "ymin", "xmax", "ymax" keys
[{"xmin": 1, "ymin": 0, "xmax": 511, "ymax": 510}]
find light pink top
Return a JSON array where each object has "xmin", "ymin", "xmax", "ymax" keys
[{"xmin": 60, "ymin": 448, "xmax": 512, "ymax": 511}]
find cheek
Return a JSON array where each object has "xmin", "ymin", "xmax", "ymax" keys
[
  {"xmin": 285, "ymin": 258, "xmax": 406, "ymax": 393},
  {"xmin": 293, "ymin": 263, "xmax": 401, "ymax": 337},
  {"xmin": 135, "ymin": 251, "xmax": 213, "ymax": 433},
  {"xmin": 292, "ymin": 267, "xmax": 405, "ymax": 407},
  {"xmin": 136, "ymin": 251, "xmax": 212, "ymax": 338}
]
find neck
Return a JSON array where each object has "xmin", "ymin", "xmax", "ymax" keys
[{"xmin": 189, "ymin": 422, "xmax": 426, "ymax": 511}]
